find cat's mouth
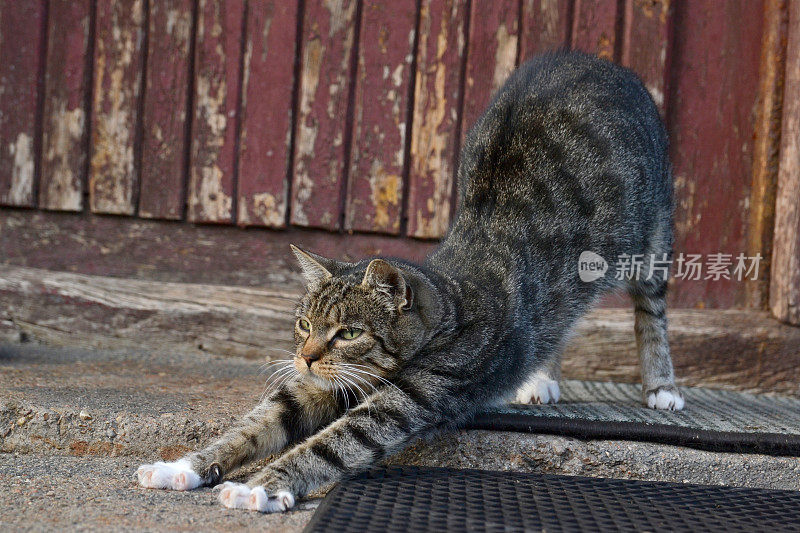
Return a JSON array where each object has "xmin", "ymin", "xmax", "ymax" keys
[{"xmin": 296, "ymin": 358, "xmax": 386, "ymax": 399}]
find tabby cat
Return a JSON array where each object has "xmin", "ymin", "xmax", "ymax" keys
[{"xmin": 137, "ymin": 51, "xmax": 683, "ymax": 513}]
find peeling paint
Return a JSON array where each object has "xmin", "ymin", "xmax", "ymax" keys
[
  {"xmin": 90, "ymin": 1, "xmax": 144, "ymax": 214},
  {"xmin": 368, "ymin": 160, "xmax": 401, "ymax": 231},
  {"xmin": 6, "ymin": 133, "xmax": 34, "ymax": 205},
  {"xmin": 537, "ymin": 0, "xmax": 563, "ymax": 40},
  {"xmin": 193, "ymin": 165, "xmax": 233, "ymax": 220},
  {"xmin": 42, "ymin": 102, "xmax": 85, "ymax": 211},
  {"xmin": 324, "ymin": 0, "xmax": 350, "ymax": 37},
  {"xmin": 673, "ymin": 173, "xmax": 696, "ymax": 240},
  {"xmin": 165, "ymin": 7, "xmax": 192, "ymax": 43},
  {"xmin": 409, "ymin": 3, "xmax": 461, "ymax": 238},
  {"xmin": 240, "ymin": 192, "xmax": 285, "ymax": 227},
  {"xmin": 648, "ymin": 85, "xmax": 665, "ymax": 108},
  {"xmin": 391, "ymin": 64, "xmax": 404, "ymax": 87},
  {"xmin": 492, "ymin": 23, "xmax": 517, "ymax": 91},
  {"xmin": 195, "ymin": 76, "xmax": 228, "ymax": 140},
  {"xmin": 292, "ymin": 36, "xmax": 323, "ymax": 226}
]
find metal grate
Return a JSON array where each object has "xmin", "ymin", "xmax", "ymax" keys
[{"xmin": 305, "ymin": 467, "xmax": 800, "ymax": 533}]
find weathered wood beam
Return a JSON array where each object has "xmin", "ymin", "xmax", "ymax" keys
[
  {"xmin": 0, "ymin": 0, "xmax": 46, "ymax": 207},
  {"xmin": 406, "ymin": 0, "xmax": 468, "ymax": 239},
  {"xmin": 771, "ymin": 0, "xmax": 800, "ymax": 326},
  {"xmin": 747, "ymin": 0, "xmax": 789, "ymax": 310},
  {"xmin": 2, "ymin": 265, "xmax": 798, "ymax": 397},
  {"xmin": 38, "ymin": 0, "xmax": 92, "ymax": 212}
]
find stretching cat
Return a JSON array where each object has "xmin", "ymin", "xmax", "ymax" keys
[{"xmin": 138, "ymin": 50, "xmax": 683, "ymax": 513}]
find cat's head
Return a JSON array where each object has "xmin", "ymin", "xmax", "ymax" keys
[{"xmin": 287, "ymin": 245, "xmax": 439, "ymax": 391}]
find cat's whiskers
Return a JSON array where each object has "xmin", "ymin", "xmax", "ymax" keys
[
  {"xmin": 330, "ymin": 375, "xmax": 351, "ymax": 410},
  {"xmin": 336, "ymin": 372, "xmax": 373, "ymax": 417},
  {"xmin": 258, "ymin": 358, "xmax": 294, "ymax": 375},
  {"xmin": 264, "ymin": 347, "xmax": 296, "ymax": 356},
  {"xmin": 339, "ymin": 363, "xmax": 403, "ymax": 395},
  {"xmin": 259, "ymin": 363, "xmax": 296, "ymax": 401},
  {"xmin": 263, "ymin": 371, "xmax": 298, "ymax": 403},
  {"xmin": 337, "ymin": 368, "xmax": 380, "ymax": 397}
]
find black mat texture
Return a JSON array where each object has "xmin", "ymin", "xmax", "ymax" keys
[
  {"xmin": 305, "ymin": 466, "xmax": 800, "ymax": 532},
  {"xmin": 467, "ymin": 380, "xmax": 800, "ymax": 456}
]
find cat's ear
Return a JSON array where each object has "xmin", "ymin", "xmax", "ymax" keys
[
  {"xmin": 362, "ymin": 259, "xmax": 413, "ymax": 312},
  {"xmin": 290, "ymin": 244, "xmax": 334, "ymax": 287}
]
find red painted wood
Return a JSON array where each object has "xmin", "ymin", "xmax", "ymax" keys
[
  {"xmin": 519, "ymin": 0, "xmax": 572, "ymax": 60},
  {"xmin": 667, "ymin": 0, "xmax": 764, "ymax": 308},
  {"xmin": 344, "ymin": 0, "xmax": 417, "ymax": 235},
  {"xmin": 236, "ymin": 1, "xmax": 298, "ymax": 228},
  {"xmin": 621, "ymin": 0, "xmax": 673, "ymax": 115},
  {"xmin": 0, "ymin": 0, "xmax": 45, "ymax": 207},
  {"xmin": 90, "ymin": 0, "xmax": 146, "ymax": 215},
  {"xmin": 571, "ymin": 0, "xmax": 618, "ymax": 60},
  {"xmin": 139, "ymin": 0, "xmax": 194, "ymax": 220},
  {"xmin": 460, "ymin": 0, "xmax": 519, "ymax": 140},
  {"xmin": 290, "ymin": 0, "xmax": 358, "ymax": 230},
  {"xmin": 188, "ymin": 0, "xmax": 244, "ymax": 224},
  {"xmin": 39, "ymin": 0, "xmax": 92, "ymax": 212},
  {"xmin": 406, "ymin": 0, "xmax": 468, "ymax": 239}
]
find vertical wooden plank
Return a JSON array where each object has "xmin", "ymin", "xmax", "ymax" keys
[
  {"xmin": 0, "ymin": 1, "xmax": 46, "ymax": 207},
  {"xmin": 139, "ymin": 0, "xmax": 194, "ymax": 220},
  {"xmin": 519, "ymin": 0, "xmax": 572, "ymax": 60},
  {"xmin": 667, "ymin": 0, "xmax": 764, "ymax": 308},
  {"xmin": 406, "ymin": 0, "xmax": 467, "ymax": 239},
  {"xmin": 621, "ymin": 0, "xmax": 673, "ymax": 115},
  {"xmin": 188, "ymin": 0, "xmax": 244, "ymax": 224},
  {"xmin": 237, "ymin": 1, "xmax": 298, "ymax": 228},
  {"xmin": 460, "ymin": 0, "xmax": 519, "ymax": 140},
  {"xmin": 290, "ymin": 0, "xmax": 358, "ymax": 230},
  {"xmin": 571, "ymin": 0, "xmax": 618, "ymax": 60},
  {"xmin": 747, "ymin": 0, "xmax": 789, "ymax": 309},
  {"xmin": 771, "ymin": 0, "xmax": 800, "ymax": 325},
  {"xmin": 89, "ymin": 0, "xmax": 146, "ymax": 215},
  {"xmin": 344, "ymin": 0, "xmax": 416, "ymax": 235},
  {"xmin": 39, "ymin": 0, "xmax": 91, "ymax": 212}
]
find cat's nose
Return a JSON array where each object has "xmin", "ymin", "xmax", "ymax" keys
[{"xmin": 301, "ymin": 352, "xmax": 321, "ymax": 368}]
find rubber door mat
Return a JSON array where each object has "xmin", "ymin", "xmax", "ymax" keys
[
  {"xmin": 305, "ymin": 466, "xmax": 800, "ymax": 532},
  {"xmin": 468, "ymin": 380, "xmax": 800, "ymax": 456}
]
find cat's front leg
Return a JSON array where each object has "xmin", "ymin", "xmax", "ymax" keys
[
  {"xmin": 218, "ymin": 377, "xmax": 440, "ymax": 512},
  {"xmin": 137, "ymin": 381, "xmax": 341, "ymax": 491}
]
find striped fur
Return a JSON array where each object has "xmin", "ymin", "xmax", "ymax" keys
[{"xmin": 138, "ymin": 51, "xmax": 683, "ymax": 510}]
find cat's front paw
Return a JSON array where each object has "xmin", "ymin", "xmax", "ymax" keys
[
  {"xmin": 137, "ymin": 459, "xmax": 203, "ymax": 491},
  {"xmin": 515, "ymin": 372, "xmax": 560, "ymax": 405},
  {"xmin": 216, "ymin": 482, "xmax": 295, "ymax": 513},
  {"xmin": 644, "ymin": 385, "xmax": 685, "ymax": 411}
]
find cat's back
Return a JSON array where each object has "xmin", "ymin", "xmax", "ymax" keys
[{"xmin": 455, "ymin": 50, "xmax": 670, "ymax": 235}]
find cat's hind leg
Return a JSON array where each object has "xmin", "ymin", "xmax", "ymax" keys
[
  {"xmin": 514, "ymin": 355, "xmax": 561, "ymax": 405},
  {"xmin": 629, "ymin": 262, "xmax": 684, "ymax": 410}
]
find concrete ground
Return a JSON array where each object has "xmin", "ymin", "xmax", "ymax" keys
[{"xmin": 3, "ymin": 342, "xmax": 800, "ymax": 531}]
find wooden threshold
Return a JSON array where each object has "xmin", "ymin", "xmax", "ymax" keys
[{"xmin": 1, "ymin": 264, "xmax": 797, "ymax": 398}]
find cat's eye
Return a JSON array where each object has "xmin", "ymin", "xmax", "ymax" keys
[
  {"xmin": 339, "ymin": 328, "xmax": 363, "ymax": 340},
  {"xmin": 298, "ymin": 318, "xmax": 311, "ymax": 332}
]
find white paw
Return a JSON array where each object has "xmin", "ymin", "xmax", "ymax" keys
[
  {"xmin": 515, "ymin": 372, "xmax": 560, "ymax": 405},
  {"xmin": 646, "ymin": 387, "xmax": 685, "ymax": 411},
  {"xmin": 216, "ymin": 482, "xmax": 295, "ymax": 513},
  {"xmin": 136, "ymin": 459, "xmax": 203, "ymax": 491}
]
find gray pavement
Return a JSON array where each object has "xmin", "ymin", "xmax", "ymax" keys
[
  {"xmin": 0, "ymin": 453, "xmax": 318, "ymax": 532},
  {"xmin": 3, "ymin": 341, "xmax": 800, "ymax": 531}
]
